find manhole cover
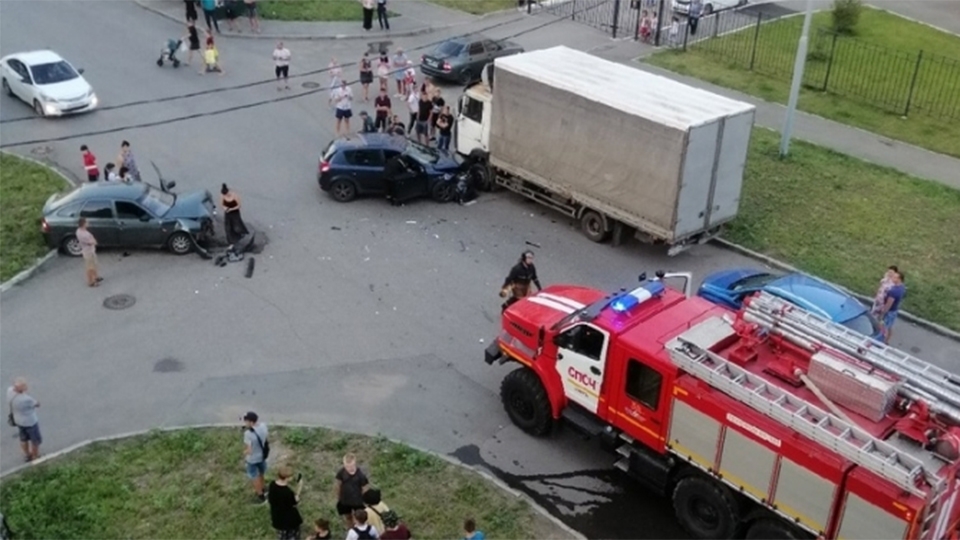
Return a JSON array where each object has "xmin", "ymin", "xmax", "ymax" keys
[
  {"xmin": 302, "ymin": 81, "xmax": 321, "ymax": 89},
  {"xmin": 31, "ymin": 145, "xmax": 52, "ymax": 156},
  {"xmin": 153, "ymin": 357, "xmax": 184, "ymax": 373},
  {"xmin": 103, "ymin": 294, "xmax": 136, "ymax": 310}
]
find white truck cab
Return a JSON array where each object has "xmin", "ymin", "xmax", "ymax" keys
[{"xmin": 456, "ymin": 80, "xmax": 492, "ymax": 158}]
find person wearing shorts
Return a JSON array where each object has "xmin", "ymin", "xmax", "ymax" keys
[
  {"xmin": 416, "ymin": 90, "xmax": 433, "ymax": 145},
  {"xmin": 273, "ymin": 41, "xmax": 291, "ymax": 90},
  {"xmin": 330, "ymin": 80, "xmax": 354, "ymax": 136},
  {"xmin": 9, "ymin": 378, "xmax": 41, "ymax": 462},
  {"xmin": 359, "ymin": 52, "xmax": 374, "ymax": 101},
  {"xmin": 335, "ymin": 453, "xmax": 370, "ymax": 528},
  {"xmin": 243, "ymin": 411, "xmax": 269, "ymax": 504},
  {"xmin": 244, "ymin": 0, "xmax": 260, "ymax": 33}
]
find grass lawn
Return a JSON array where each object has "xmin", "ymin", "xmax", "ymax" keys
[
  {"xmin": 259, "ymin": 0, "xmax": 397, "ymax": 21},
  {"xmin": 0, "ymin": 427, "xmax": 568, "ymax": 540},
  {"xmin": 728, "ymin": 128, "xmax": 960, "ymax": 330},
  {"xmin": 0, "ymin": 154, "xmax": 70, "ymax": 283},
  {"xmin": 646, "ymin": 8, "xmax": 960, "ymax": 158},
  {"xmin": 426, "ymin": 0, "xmax": 517, "ymax": 15}
]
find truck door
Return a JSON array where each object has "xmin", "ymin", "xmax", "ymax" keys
[
  {"xmin": 456, "ymin": 94, "xmax": 486, "ymax": 156},
  {"xmin": 553, "ymin": 324, "xmax": 608, "ymax": 414},
  {"xmin": 613, "ymin": 356, "xmax": 668, "ymax": 450}
]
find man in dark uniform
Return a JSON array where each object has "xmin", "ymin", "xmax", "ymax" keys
[
  {"xmin": 383, "ymin": 155, "xmax": 418, "ymax": 206},
  {"xmin": 500, "ymin": 251, "xmax": 542, "ymax": 313}
]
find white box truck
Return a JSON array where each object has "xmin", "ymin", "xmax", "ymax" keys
[{"xmin": 455, "ymin": 46, "xmax": 756, "ymax": 255}]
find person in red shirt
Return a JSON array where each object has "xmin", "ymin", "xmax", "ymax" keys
[
  {"xmin": 81, "ymin": 145, "xmax": 99, "ymax": 182},
  {"xmin": 379, "ymin": 510, "xmax": 412, "ymax": 540}
]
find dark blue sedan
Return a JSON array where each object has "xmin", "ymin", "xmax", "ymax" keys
[
  {"xmin": 697, "ymin": 268, "xmax": 883, "ymax": 340},
  {"xmin": 318, "ymin": 133, "xmax": 462, "ymax": 203}
]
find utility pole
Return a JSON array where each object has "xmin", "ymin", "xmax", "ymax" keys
[{"xmin": 779, "ymin": 0, "xmax": 814, "ymax": 157}]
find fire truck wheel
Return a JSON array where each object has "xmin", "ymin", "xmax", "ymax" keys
[
  {"xmin": 745, "ymin": 519, "xmax": 810, "ymax": 540},
  {"xmin": 501, "ymin": 367, "xmax": 553, "ymax": 436},
  {"xmin": 672, "ymin": 475, "xmax": 740, "ymax": 539}
]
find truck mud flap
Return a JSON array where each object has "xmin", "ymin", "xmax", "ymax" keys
[{"xmin": 484, "ymin": 341, "xmax": 504, "ymax": 365}]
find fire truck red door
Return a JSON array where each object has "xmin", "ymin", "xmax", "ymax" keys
[
  {"xmin": 553, "ymin": 323, "xmax": 609, "ymax": 415},
  {"xmin": 613, "ymin": 356, "xmax": 668, "ymax": 449}
]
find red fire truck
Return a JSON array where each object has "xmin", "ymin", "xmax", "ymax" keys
[{"xmin": 483, "ymin": 272, "xmax": 960, "ymax": 539}]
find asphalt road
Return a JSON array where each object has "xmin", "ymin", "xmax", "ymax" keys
[{"xmin": 2, "ymin": 2, "xmax": 959, "ymax": 538}]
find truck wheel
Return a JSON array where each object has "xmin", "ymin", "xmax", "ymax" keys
[
  {"xmin": 470, "ymin": 161, "xmax": 496, "ymax": 192},
  {"xmin": 501, "ymin": 367, "xmax": 553, "ymax": 436},
  {"xmin": 580, "ymin": 210, "xmax": 610, "ymax": 243},
  {"xmin": 672, "ymin": 475, "xmax": 740, "ymax": 539},
  {"xmin": 746, "ymin": 519, "xmax": 810, "ymax": 540}
]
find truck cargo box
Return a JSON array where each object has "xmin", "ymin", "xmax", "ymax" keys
[{"xmin": 489, "ymin": 46, "xmax": 756, "ymax": 244}]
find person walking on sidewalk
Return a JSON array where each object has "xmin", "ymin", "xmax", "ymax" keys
[
  {"xmin": 361, "ymin": 0, "xmax": 375, "ymax": 31},
  {"xmin": 377, "ymin": 0, "xmax": 390, "ymax": 31},
  {"xmin": 185, "ymin": 0, "xmax": 198, "ymax": 22},
  {"xmin": 688, "ymin": 0, "xmax": 702, "ymax": 35},
  {"xmin": 244, "ymin": 0, "xmax": 261, "ymax": 33},
  {"xmin": 273, "ymin": 41, "xmax": 292, "ymax": 91},
  {"xmin": 81, "ymin": 145, "xmax": 99, "ymax": 182},
  {"xmin": 242, "ymin": 411, "xmax": 270, "ymax": 504},
  {"xmin": 8, "ymin": 378, "xmax": 41, "ymax": 463},
  {"xmin": 199, "ymin": 0, "xmax": 220, "ymax": 34},
  {"xmin": 500, "ymin": 251, "xmax": 542, "ymax": 313},
  {"xmin": 76, "ymin": 218, "xmax": 102, "ymax": 287}
]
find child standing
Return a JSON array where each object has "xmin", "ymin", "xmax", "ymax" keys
[{"xmin": 202, "ymin": 40, "xmax": 223, "ymax": 75}]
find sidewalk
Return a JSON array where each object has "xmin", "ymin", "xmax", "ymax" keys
[
  {"xmin": 623, "ymin": 48, "xmax": 960, "ymax": 191},
  {"xmin": 135, "ymin": 0, "xmax": 482, "ymax": 39}
]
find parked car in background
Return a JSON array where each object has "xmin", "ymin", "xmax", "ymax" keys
[
  {"xmin": 697, "ymin": 268, "xmax": 884, "ymax": 340},
  {"xmin": 673, "ymin": 0, "xmax": 747, "ymax": 15},
  {"xmin": 42, "ymin": 181, "xmax": 216, "ymax": 256},
  {"xmin": 318, "ymin": 133, "xmax": 463, "ymax": 203},
  {"xmin": 1, "ymin": 50, "xmax": 98, "ymax": 117},
  {"xmin": 420, "ymin": 36, "xmax": 523, "ymax": 84}
]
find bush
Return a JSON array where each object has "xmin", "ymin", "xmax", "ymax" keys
[{"xmin": 831, "ymin": 0, "xmax": 862, "ymax": 34}]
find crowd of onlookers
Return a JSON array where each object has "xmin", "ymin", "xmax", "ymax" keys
[{"xmin": 242, "ymin": 412, "xmax": 489, "ymax": 540}]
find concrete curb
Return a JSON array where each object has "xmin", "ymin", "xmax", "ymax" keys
[
  {"xmin": 712, "ymin": 237, "xmax": 960, "ymax": 342},
  {"xmin": 0, "ymin": 151, "xmax": 76, "ymax": 295},
  {"xmin": 133, "ymin": 0, "xmax": 464, "ymax": 40},
  {"xmin": 0, "ymin": 422, "xmax": 585, "ymax": 540}
]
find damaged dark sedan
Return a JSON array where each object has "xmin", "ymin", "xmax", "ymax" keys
[{"xmin": 41, "ymin": 180, "xmax": 216, "ymax": 256}]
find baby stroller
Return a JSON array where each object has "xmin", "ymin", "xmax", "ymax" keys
[{"xmin": 157, "ymin": 39, "xmax": 182, "ymax": 68}]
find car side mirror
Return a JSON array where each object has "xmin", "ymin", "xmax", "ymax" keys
[
  {"xmin": 77, "ymin": 68, "xmax": 85, "ymax": 74},
  {"xmin": 139, "ymin": 214, "xmax": 151, "ymax": 222}
]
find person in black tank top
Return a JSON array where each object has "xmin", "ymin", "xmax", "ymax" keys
[
  {"xmin": 359, "ymin": 52, "xmax": 373, "ymax": 101},
  {"xmin": 220, "ymin": 183, "xmax": 250, "ymax": 247}
]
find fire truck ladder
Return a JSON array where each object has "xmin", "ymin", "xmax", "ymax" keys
[
  {"xmin": 743, "ymin": 292, "xmax": 960, "ymax": 424},
  {"xmin": 668, "ymin": 339, "xmax": 937, "ymax": 497}
]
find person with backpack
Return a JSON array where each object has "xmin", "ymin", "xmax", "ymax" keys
[
  {"xmin": 242, "ymin": 411, "xmax": 270, "ymax": 504},
  {"xmin": 362, "ymin": 488, "xmax": 390, "ymax": 535},
  {"xmin": 346, "ymin": 509, "xmax": 378, "ymax": 540}
]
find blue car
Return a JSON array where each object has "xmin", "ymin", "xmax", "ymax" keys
[
  {"xmin": 697, "ymin": 268, "xmax": 883, "ymax": 340},
  {"xmin": 318, "ymin": 133, "xmax": 462, "ymax": 203}
]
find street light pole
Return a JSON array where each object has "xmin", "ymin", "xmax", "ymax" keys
[{"xmin": 779, "ymin": 0, "xmax": 814, "ymax": 157}]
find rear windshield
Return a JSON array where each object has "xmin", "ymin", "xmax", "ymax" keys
[
  {"xmin": 322, "ymin": 141, "xmax": 340, "ymax": 162},
  {"xmin": 434, "ymin": 41, "xmax": 464, "ymax": 57}
]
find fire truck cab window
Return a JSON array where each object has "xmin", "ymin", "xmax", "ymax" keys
[
  {"xmin": 625, "ymin": 359, "xmax": 663, "ymax": 410},
  {"xmin": 557, "ymin": 325, "xmax": 605, "ymax": 361}
]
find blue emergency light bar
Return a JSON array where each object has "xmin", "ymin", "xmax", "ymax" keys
[{"xmin": 609, "ymin": 281, "xmax": 666, "ymax": 313}]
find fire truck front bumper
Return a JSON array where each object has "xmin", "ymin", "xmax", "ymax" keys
[{"xmin": 484, "ymin": 341, "xmax": 505, "ymax": 365}]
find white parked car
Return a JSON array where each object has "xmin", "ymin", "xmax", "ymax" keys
[
  {"xmin": 1, "ymin": 50, "xmax": 98, "ymax": 117},
  {"xmin": 673, "ymin": 0, "xmax": 747, "ymax": 15}
]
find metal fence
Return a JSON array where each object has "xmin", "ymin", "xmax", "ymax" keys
[
  {"xmin": 676, "ymin": 9, "xmax": 960, "ymax": 119},
  {"xmin": 544, "ymin": 0, "xmax": 651, "ymax": 40}
]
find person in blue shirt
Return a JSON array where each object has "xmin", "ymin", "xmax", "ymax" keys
[
  {"xmin": 462, "ymin": 518, "xmax": 485, "ymax": 540},
  {"xmin": 200, "ymin": 0, "xmax": 220, "ymax": 34},
  {"xmin": 878, "ymin": 269, "xmax": 906, "ymax": 344}
]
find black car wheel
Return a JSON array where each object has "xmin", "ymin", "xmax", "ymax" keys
[
  {"xmin": 167, "ymin": 231, "xmax": 194, "ymax": 255},
  {"xmin": 458, "ymin": 69, "xmax": 473, "ymax": 85},
  {"xmin": 431, "ymin": 180, "xmax": 453, "ymax": 202},
  {"xmin": 501, "ymin": 367, "xmax": 553, "ymax": 436},
  {"xmin": 672, "ymin": 475, "xmax": 739, "ymax": 539},
  {"xmin": 2, "ymin": 78, "xmax": 12, "ymax": 96},
  {"xmin": 60, "ymin": 235, "xmax": 83, "ymax": 257},
  {"xmin": 330, "ymin": 179, "xmax": 357, "ymax": 202}
]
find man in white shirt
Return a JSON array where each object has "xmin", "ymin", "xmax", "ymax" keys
[
  {"xmin": 273, "ymin": 41, "xmax": 291, "ymax": 91},
  {"xmin": 329, "ymin": 80, "xmax": 354, "ymax": 136}
]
